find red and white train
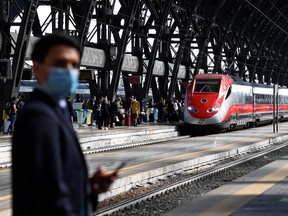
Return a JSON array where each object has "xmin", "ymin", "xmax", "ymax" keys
[{"xmin": 184, "ymin": 74, "xmax": 288, "ymax": 132}]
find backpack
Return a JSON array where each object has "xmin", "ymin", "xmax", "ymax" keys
[
  {"xmin": 16, "ymin": 100, "xmax": 24, "ymax": 110},
  {"xmin": 4, "ymin": 102, "xmax": 12, "ymax": 115}
]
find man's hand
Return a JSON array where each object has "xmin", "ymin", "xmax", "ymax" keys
[{"xmin": 90, "ymin": 165, "xmax": 118, "ymax": 194}]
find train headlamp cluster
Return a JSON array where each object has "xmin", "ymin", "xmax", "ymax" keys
[
  {"xmin": 187, "ymin": 106, "xmax": 199, "ymax": 113},
  {"xmin": 188, "ymin": 105, "xmax": 219, "ymax": 113},
  {"xmin": 212, "ymin": 106, "xmax": 220, "ymax": 111},
  {"xmin": 207, "ymin": 106, "xmax": 220, "ymax": 113}
]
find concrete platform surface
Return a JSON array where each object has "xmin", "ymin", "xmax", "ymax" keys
[
  {"xmin": 1, "ymin": 122, "xmax": 288, "ymax": 215},
  {"xmin": 164, "ymin": 156, "xmax": 288, "ymax": 216},
  {"xmin": 0, "ymin": 123, "xmax": 179, "ymax": 166}
]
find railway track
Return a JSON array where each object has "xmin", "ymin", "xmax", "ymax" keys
[{"xmin": 95, "ymin": 141, "xmax": 288, "ymax": 216}]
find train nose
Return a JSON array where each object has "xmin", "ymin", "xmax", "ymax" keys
[
  {"xmin": 207, "ymin": 112, "xmax": 222, "ymax": 124},
  {"xmin": 185, "ymin": 110, "xmax": 222, "ymax": 125}
]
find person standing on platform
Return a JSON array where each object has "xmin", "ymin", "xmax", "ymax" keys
[
  {"xmin": 89, "ymin": 95, "xmax": 97, "ymax": 126},
  {"xmin": 81, "ymin": 98, "xmax": 89, "ymax": 125},
  {"xmin": 130, "ymin": 96, "xmax": 140, "ymax": 126},
  {"xmin": 66, "ymin": 96, "xmax": 74, "ymax": 123},
  {"xmin": 94, "ymin": 97, "xmax": 102, "ymax": 129},
  {"xmin": 7, "ymin": 96, "xmax": 17, "ymax": 135},
  {"xmin": 16, "ymin": 94, "xmax": 25, "ymax": 112},
  {"xmin": 167, "ymin": 99, "xmax": 176, "ymax": 124},
  {"xmin": 99, "ymin": 98, "xmax": 110, "ymax": 130},
  {"xmin": 109, "ymin": 99, "xmax": 118, "ymax": 128},
  {"xmin": 12, "ymin": 34, "xmax": 117, "ymax": 216},
  {"xmin": 157, "ymin": 97, "xmax": 165, "ymax": 123}
]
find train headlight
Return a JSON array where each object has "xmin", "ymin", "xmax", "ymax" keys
[
  {"xmin": 212, "ymin": 106, "xmax": 220, "ymax": 111},
  {"xmin": 207, "ymin": 106, "xmax": 220, "ymax": 113},
  {"xmin": 187, "ymin": 106, "xmax": 193, "ymax": 111},
  {"xmin": 188, "ymin": 106, "xmax": 198, "ymax": 113}
]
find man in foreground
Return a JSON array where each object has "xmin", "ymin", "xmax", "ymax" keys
[{"xmin": 12, "ymin": 34, "xmax": 117, "ymax": 215}]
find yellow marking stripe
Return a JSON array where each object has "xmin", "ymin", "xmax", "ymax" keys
[
  {"xmin": 0, "ymin": 195, "xmax": 11, "ymax": 202},
  {"xmin": 199, "ymin": 163, "xmax": 288, "ymax": 216},
  {"xmin": 0, "ymin": 169, "xmax": 9, "ymax": 173},
  {"xmin": 109, "ymin": 137, "xmax": 259, "ymax": 173}
]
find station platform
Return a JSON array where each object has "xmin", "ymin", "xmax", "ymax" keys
[
  {"xmin": 164, "ymin": 156, "xmax": 288, "ymax": 216},
  {"xmin": 0, "ymin": 122, "xmax": 179, "ymax": 167},
  {"xmin": 1, "ymin": 122, "xmax": 288, "ymax": 215}
]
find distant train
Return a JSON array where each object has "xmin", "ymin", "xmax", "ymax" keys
[
  {"xmin": 184, "ymin": 74, "xmax": 288, "ymax": 132},
  {"xmin": 19, "ymin": 80, "xmax": 153, "ymax": 100},
  {"xmin": 19, "ymin": 80, "xmax": 90, "ymax": 95},
  {"xmin": 19, "ymin": 80, "xmax": 126, "ymax": 100}
]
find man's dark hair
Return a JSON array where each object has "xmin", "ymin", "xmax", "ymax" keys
[{"xmin": 31, "ymin": 33, "xmax": 81, "ymax": 63}]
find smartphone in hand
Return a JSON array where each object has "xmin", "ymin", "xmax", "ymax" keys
[{"xmin": 112, "ymin": 161, "xmax": 127, "ymax": 175}]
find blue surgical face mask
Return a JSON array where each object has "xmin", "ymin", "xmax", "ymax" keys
[{"xmin": 43, "ymin": 67, "xmax": 79, "ymax": 99}]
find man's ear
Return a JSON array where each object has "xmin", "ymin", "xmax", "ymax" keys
[
  {"xmin": 33, "ymin": 61, "xmax": 40, "ymax": 75},
  {"xmin": 33, "ymin": 61, "xmax": 44, "ymax": 84}
]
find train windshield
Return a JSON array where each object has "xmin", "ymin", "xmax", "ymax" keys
[{"xmin": 194, "ymin": 79, "xmax": 221, "ymax": 93}]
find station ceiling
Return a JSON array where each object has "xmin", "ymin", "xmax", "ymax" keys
[{"xmin": 1, "ymin": 0, "xmax": 288, "ymax": 102}]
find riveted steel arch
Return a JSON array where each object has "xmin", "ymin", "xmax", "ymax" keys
[
  {"xmin": 141, "ymin": 0, "xmax": 173, "ymax": 104},
  {"xmin": 194, "ymin": 0, "xmax": 227, "ymax": 76},
  {"xmin": 3, "ymin": 0, "xmax": 288, "ymax": 117}
]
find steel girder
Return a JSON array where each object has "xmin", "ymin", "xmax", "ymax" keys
[
  {"xmin": 193, "ymin": 0, "xmax": 288, "ymax": 88},
  {"xmin": 247, "ymin": 3, "xmax": 281, "ymax": 83},
  {"xmin": 260, "ymin": 5, "xmax": 288, "ymax": 85},
  {"xmin": 0, "ymin": 0, "xmax": 39, "ymax": 111},
  {"xmin": 194, "ymin": 0, "xmax": 227, "ymax": 75},
  {"xmin": 211, "ymin": 1, "xmax": 246, "ymax": 74},
  {"xmin": 168, "ymin": 8, "xmax": 195, "ymax": 99},
  {"xmin": 230, "ymin": 0, "xmax": 263, "ymax": 81},
  {"xmin": 0, "ymin": 0, "xmax": 99, "ymax": 105},
  {"xmin": 107, "ymin": 0, "xmax": 140, "ymax": 102},
  {"xmin": 3, "ymin": 0, "xmax": 288, "ymax": 110},
  {"xmin": 141, "ymin": 0, "xmax": 173, "ymax": 103},
  {"xmin": 244, "ymin": 0, "xmax": 284, "ymax": 84}
]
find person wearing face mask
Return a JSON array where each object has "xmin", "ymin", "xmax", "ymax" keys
[{"xmin": 12, "ymin": 34, "xmax": 117, "ymax": 216}]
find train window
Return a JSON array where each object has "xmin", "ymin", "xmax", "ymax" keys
[
  {"xmin": 225, "ymin": 86, "xmax": 232, "ymax": 100},
  {"xmin": 194, "ymin": 79, "xmax": 221, "ymax": 93},
  {"xmin": 254, "ymin": 94, "xmax": 273, "ymax": 104}
]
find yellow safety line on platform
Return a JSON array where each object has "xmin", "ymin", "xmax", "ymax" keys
[
  {"xmin": 0, "ymin": 169, "xmax": 9, "ymax": 173},
  {"xmin": 198, "ymin": 163, "xmax": 288, "ymax": 216},
  {"xmin": 0, "ymin": 194, "xmax": 11, "ymax": 202},
  {"xmin": 109, "ymin": 137, "xmax": 260, "ymax": 173}
]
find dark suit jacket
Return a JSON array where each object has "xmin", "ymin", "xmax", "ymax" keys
[{"xmin": 12, "ymin": 89, "xmax": 97, "ymax": 216}]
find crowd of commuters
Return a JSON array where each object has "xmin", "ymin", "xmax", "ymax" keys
[
  {"xmin": 77, "ymin": 95, "xmax": 184, "ymax": 129},
  {"xmin": 1, "ymin": 92, "xmax": 185, "ymax": 134},
  {"xmin": 1, "ymin": 94, "xmax": 26, "ymax": 135}
]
